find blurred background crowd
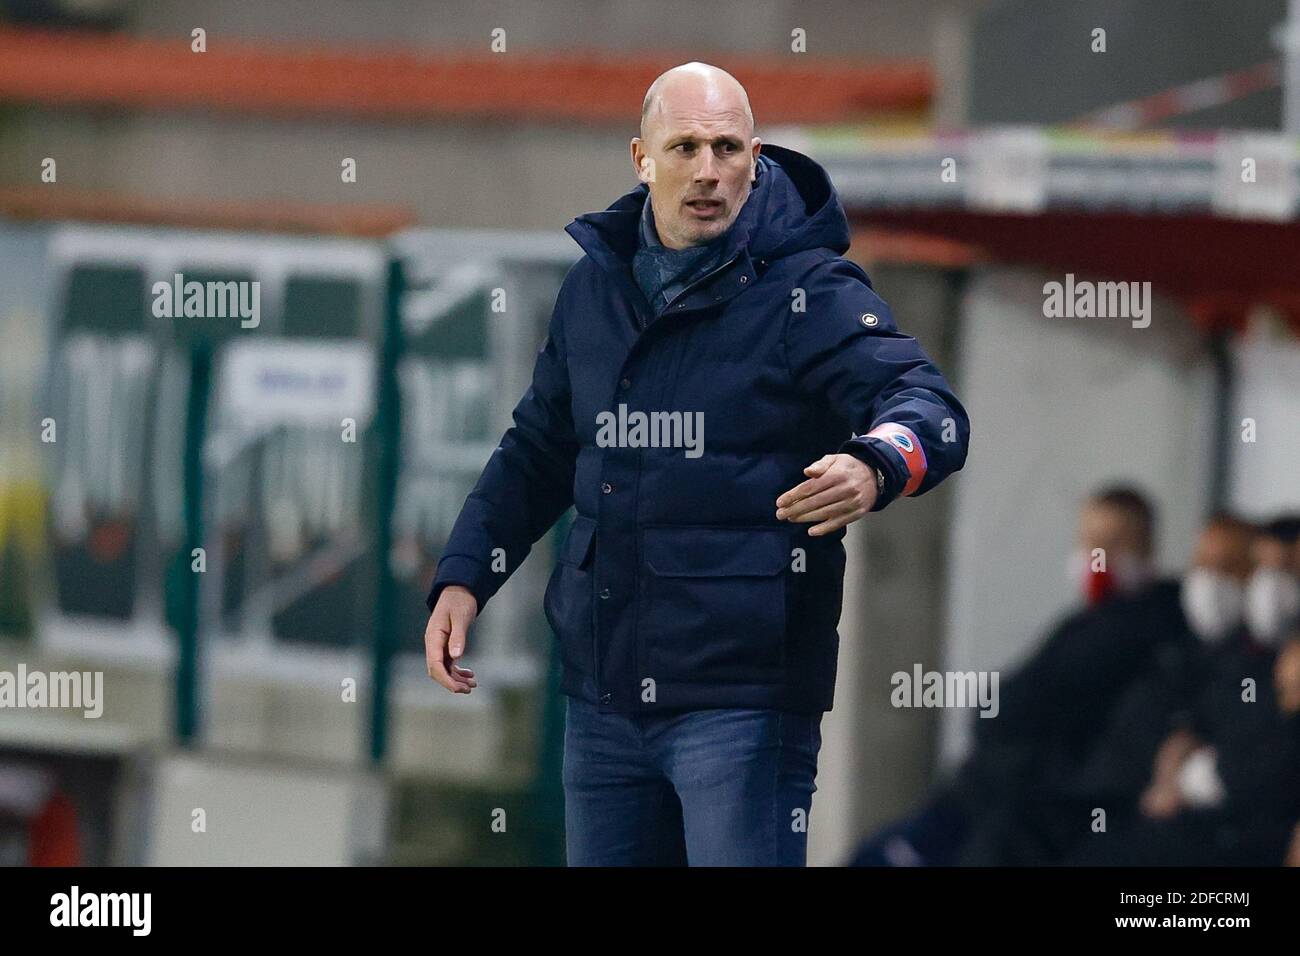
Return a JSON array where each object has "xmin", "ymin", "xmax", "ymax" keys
[
  {"xmin": 852, "ymin": 491, "xmax": 1300, "ymax": 866},
  {"xmin": 1, "ymin": 0, "xmax": 1298, "ymax": 865}
]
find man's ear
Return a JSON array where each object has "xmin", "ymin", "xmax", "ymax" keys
[
  {"xmin": 750, "ymin": 137, "xmax": 762, "ymax": 182},
  {"xmin": 631, "ymin": 138, "xmax": 652, "ymax": 183}
]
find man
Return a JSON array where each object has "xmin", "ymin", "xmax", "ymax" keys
[
  {"xmin": 1113, "ymin": 514, "xmax": 1256, "ymax": 821},
  {"xmin": 1068, "ymin": 486, "xmax": 1159, "ymax": 608},
  {"xmin": 423, "ymin": 62, "xmax": 969, "ymax": 866},
  {"xmin": 957, "ymin": 513, "xmax": 1255, "ymax": 867},
  {"xmin": 1243, "ymin": 514, "xmax": 1300, "ymax": 647},
  {"xmin": 1066, "ymin": 515, "xmax": 1300, "ymax": 865},
  {"xmin": 851, "ymin": 486, "xmax": 1182, "ymax": 866}
]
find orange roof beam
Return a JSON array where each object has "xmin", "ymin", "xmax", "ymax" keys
[
  {"xmin": 0, "ymin": 26, "xmax": 932, "ymax": 125},
  {"xmin": 0, "ymin": 185, "xmax": 418, "ymax": 238}
]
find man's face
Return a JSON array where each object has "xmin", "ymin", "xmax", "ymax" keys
[
  {"xmin": 1074, "ymin": 501, "xmax": 1151, "ymax": 603},
  {"xmin": 631, "ymin": 101, "xmax": 760, "ymax": 250},
  {"xmin": 1077, "ymin": 502, "xmax": 1147, "ymax": 568},
  {"xmin": 1253, "ymin": 534, "xmax": 1292, "ymax": 572},
  {"xmin": 1192, "ymin": 521, "xmax": 1256, "ymax": 581}
]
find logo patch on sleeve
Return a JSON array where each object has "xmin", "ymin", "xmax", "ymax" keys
[{"xmin": 888, "ymin": 432, "xmax": 914, "ymax": 453}]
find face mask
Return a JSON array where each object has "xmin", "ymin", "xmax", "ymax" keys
[
  {"xmin": 1243, "ymin": 567, "xmax": 1300, "ymax": 646},
  {"xmin": 1070, "ymin": 549, "xmax": 1152, "ymax": 607},
  {"xmin": 1180, "ymin": 568, "xmax": 1244, "ymax": 644}
]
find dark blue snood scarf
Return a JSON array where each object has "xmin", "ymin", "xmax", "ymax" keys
[{"xmin": 631, "ymin": 160, "xmax": 764, "ymax": 315}]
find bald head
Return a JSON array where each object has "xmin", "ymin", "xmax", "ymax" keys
[
  {"xmin": 631, "ymin": 62, "xmax": 761, "ymax": 249},
  {"xmin": 640, "ymin": 62, "xmax": 754, "ymax": 143}
]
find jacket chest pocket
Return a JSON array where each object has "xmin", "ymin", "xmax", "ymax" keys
[{"xmin": 640, "ymin": 525, "xmax": 789, "ymax": 681}]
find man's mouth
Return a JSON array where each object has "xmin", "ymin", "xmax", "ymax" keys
[{"xmin": 685, "ymin": 199, "xmax": 723, "ymax": 217}]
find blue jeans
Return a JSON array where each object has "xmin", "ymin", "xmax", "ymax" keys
[{"xmin": 562, "ymin": 695, "xmax": 824, "ymax": 866}]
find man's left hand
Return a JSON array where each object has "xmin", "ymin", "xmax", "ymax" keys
[{"xmin": 775, "ymin": 453, "xmax": 878, "ymax": 536}]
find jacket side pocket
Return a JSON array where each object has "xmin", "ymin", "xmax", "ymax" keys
[{"xmin": 544, "ymin": 514, "xmax": 598, "ymax": 676}]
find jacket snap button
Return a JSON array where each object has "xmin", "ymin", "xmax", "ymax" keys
[
  {"xmin": 600, "ymin": 693, "xmax": 612, "ymax": 704},
  {"xmin": 676, "ymin": 302, "xmax": 685, "ymax": 309},
  {"xmin": 599, "ymin": 588, "xmax": 611, "ymax": 599},
  {"xmin": 739, "ymin": 275, "xmax": 748, "ymax": 283},
  {"xmin": 861, "ymin": 312, "xmax": 879, "ymax": 327},
  {"xmin": 601, "ymin": 482, "xmax": 613, "ymax": 494}
]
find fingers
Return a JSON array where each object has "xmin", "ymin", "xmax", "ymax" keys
[
  {"xmin": 426, "ymin": 630, "xmax": 465, "ymax": 693},
  {"xmin": 793, "ymin": 498, "xmax": 859, "ymax": 528},
  {"xmin": 424, "ymin": 612, "xmax": 477, "ymax": 694},
  {"xmin": 776, "ymin": 470, "xmax": 838, "ymax": 511},
  {"xmin": 447, "ymin": 606, "xmax": 469, "ymax": 660},
  {"xmin": 777, "ymin": 453, "xmax": 860, "ymax": 511},
  {"xmin": 808, "ymin": 503, "xmax": 866, "ymax": 537},
  {"xmin": 777, "ymin": 483, "xmax": 850, "ymax": 522},
  {"xmin": 438, "ymin": 654, "xmax": 477, "ymax": 694},
  {"xmin": 778, "ymin": 454, "xmax": 879, "ymax": 534},
  {"xmin": 780, "ymin": 491, "xmax": 863, "ymax": 536}
]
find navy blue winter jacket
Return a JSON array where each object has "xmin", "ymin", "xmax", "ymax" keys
[{"xmin": 427, "ymin": 143, "xmax": 970, "ymax": 714}]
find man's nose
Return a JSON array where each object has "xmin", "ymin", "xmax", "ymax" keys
[{"xmin": 693, "ymin": 150, "xmax": 719, "ymax": 183}]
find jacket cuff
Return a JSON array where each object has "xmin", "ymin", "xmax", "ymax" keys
[
  {"xmin": 426, "ymin": 555, "xmax": 494, "ymax": 615},
  {"xmin": 839, "ymin": 437, "xmax": 905, "ymax": 512}
]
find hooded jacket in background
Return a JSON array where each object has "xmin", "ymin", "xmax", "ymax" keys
[{"xmin": 427, "ymin": 143, "xmax": 970, "ymax": 713}]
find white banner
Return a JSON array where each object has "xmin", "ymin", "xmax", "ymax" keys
[{"xmin": 212, "ymin": 340, "xmax": 376, "ymax": 451}]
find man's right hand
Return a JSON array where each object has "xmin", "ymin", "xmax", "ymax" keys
[
  {"xmin": 1139, "ymin": 727, "xmax": 1199, "ymax": 819},
  {"xmin": 424, "ymin": 585, "xmax": 479, "ymax": 694}
]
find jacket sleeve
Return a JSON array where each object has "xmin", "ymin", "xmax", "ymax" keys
[
  {"xmin": 784, "ymin": 256, "xmax": 970, "ymax": 511},
  {"xmin": 425, "ymin": 277, "xmax": 580, "ymax": 615}
]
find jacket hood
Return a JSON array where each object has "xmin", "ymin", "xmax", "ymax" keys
[{"xmin": 565, "ymin": 143, "xmax": 851, "ymax": 272}]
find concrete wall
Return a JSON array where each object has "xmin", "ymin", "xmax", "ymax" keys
[
  {"xmin": 130, "ymin": 751, "xmax": 387, "ymax": 865},
  {"xmin": 810, "ymin": 264, "xmax": 963, "ymax": 864},
  {"xmin": 969, "ymin": 0, "xmax": 1287, "ymax": 127},
  {"xmin": 1228, "ymin": 336, "xmax": 1300, "ymax": 519},
  {"xmin": 940, "ymin": 266, "xmax": 1216, "ymax": 765}
]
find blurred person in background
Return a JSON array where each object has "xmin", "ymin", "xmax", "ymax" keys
[
  {"xmin": 850, "ymin": 486, "xmax": 1185, "ymax": 866},
  {"xmin": 422, "ymin": 62, "xmax": 969, "ymax": 866},
  {"xmin": 1243, "ymin": 515, "xmax": 1300, "ymax": 647},
  {"xmin": 1069, "ymin": 486, "xmax": 1160, "ymax": 608},
  {"xmin": 1278, "ymin": 639, "xmax": 1300, "ymax": 866},
  {"xmin": 1067, "ymin": 515, "xmax": 1300, "ymax": 866},
  {"xmin": 1047, "ymin": 513, "xmax": 1253, "ymax": 858}
]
